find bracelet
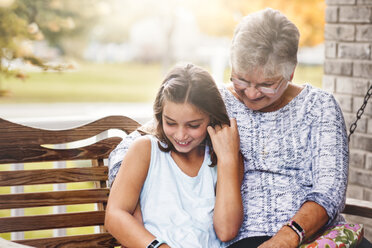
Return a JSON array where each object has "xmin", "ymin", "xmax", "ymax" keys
[
  {"xmin": 146, "ymin": 238, "xmax": 167, "ymax": 248},
  {"xmin": 285, "ymin": 219, "xmax": 305, "ymax": 244}
]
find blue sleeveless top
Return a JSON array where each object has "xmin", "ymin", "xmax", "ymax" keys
[{"xmin": 140, "ymin": 135, "xmax": 221, "ymax": 248}]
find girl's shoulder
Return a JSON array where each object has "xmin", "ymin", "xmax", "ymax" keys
[
  {"xmin": 131, "ymin": 135, "xmax": 152, "ymax": 148},
  {"xmin": 127, "ymin": 135, "xmax": 152, "ymax": 161}
]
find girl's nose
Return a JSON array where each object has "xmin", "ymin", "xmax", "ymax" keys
[{"xmin": 175, "ymin": 127, "xmax": 188, "ymax": 141}]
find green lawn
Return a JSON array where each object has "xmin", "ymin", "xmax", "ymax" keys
[
  {"xmin": 0, "ymin": 62, "xmax": 163, "ymax": 103},
  {"xmin": 0, "ymin": 62, "xmax": 323, "ymax": 103}
]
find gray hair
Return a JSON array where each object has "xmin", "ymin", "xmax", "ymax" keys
[{"xmin": 230, "ymin": 8, "xmax": 300, "ymax": 80}]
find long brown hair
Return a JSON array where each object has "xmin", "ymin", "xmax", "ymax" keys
[{"xmin": 153, "ymin": 63, "xmax": 230, "ymax": 166}]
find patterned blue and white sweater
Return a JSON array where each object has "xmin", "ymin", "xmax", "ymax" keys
[{"xmin": 108, "ymin": 84, "xmax": 349, "ymax": 245}]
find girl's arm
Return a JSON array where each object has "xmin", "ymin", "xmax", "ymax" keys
[
  {"xmin": 105, "ymin": 136, "xmax": 170, "ymax": 248},
  {"xmin": 207, "ymin": 118, "xmax": 244, "ymax": 242}
]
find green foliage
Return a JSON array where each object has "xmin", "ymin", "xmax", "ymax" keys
[
  {"xmin": 0, "ymin": 0, "xmax": 106, "ymax": 94},
  {"xmin": 192, "ymin": 0, "xmax": 325, "ymax": 47}
]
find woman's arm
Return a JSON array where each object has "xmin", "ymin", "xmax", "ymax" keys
[
  {"xmin": 258, "ymin": 201, "xmax": 328, "ymax": 248},
  {"xmin": 105, "ymin": 136, "xmax": 169, "ymax": 248},
  {"xmin": 108, "ymin": 119, "xmax": 156, "ymax": 187},
  {"xmin": 208, "ymin": 118, "xmax": 244, "ymax": 242},
  {"xmin": 259, "ymin": 94, "xmax": 348, "ymax": 248}
]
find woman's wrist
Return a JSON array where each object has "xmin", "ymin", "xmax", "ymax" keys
[{"xmin": 279, "ymin": 225, "xmax": 301, "ymax": 247}]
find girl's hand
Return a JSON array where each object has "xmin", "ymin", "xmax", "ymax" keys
[{"xmin": 207, "ymin": 118, "xmax": 240, "ymax": 164}]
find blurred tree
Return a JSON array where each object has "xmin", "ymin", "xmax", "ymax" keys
[
  {"xmin": 191, "ymin": 0, "xmax": 325, "ymax": 47},
  {"xmin": 15, "ymin": 0, "xmax": 107, "ymax": 57},
  {"xmin": 0, "ymin": 0, "xmax": 106, "ymax": 95}
]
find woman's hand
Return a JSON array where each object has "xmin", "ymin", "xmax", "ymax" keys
[
  {"xmin": 257, "ymin": 226, "xmax": 299, "ymax": 248},
  {"xmin": 207, "ymin": 118, "xmax": 240, "ymax": 164}
]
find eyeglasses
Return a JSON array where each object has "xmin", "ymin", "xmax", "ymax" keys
[{"xmin": 230, "ymin": 77, "xmax": 285, "ymax": 95}]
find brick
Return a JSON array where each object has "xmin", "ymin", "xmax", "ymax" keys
[
  {"xmin": 348, "ymin": 167, "xmax": 372, "ymax": 187},
  {"xmin": 347, "ymin": 111, "xmax": 368, "ymax": 135},
  {"xmin": 366, "ymin": 152, "xmax": 372, "ymax": 169},
  {"xmin": 324, "ymin": 60, "xmax": 353, "ymax": 76},
  {"xmin": 365, "ymin": 187, "xmax": 372, "ymax": 201},
  {"xmin": 346, "ymin": 184, "xmax": 364, "ymax": 199},
  {"xmin": 334, "ymin": 93, "xmax": 353, "ymax": 112},
  {"xmin": 326, "ymin": 6, "xmax": 339, "ymax": 23},
  {"xmin": 322, "ymin": 75, "xmax": 336, "ymax": 92},
  {"xmin": 336, "ymin": 77, "xmax": 369, "ymax": 96},
  {"xmin": 357, "ymin": 0, "xmax": 372, "ymax": 4},
  {"xmin": 350, "ymin": 150, "xmax": 366, "ymax": 168},
  {"xmin": 326, "ymin": 0, "xmax": 356, "ymax": 4},
  {"xmin": 325, "ymin": 42, "xmax": 337, "ymax": 58},
  {"xmin": 354, "ymin": 61, "xmax": 372, "ymax": 78},
  {"xmin": 338, "ymin": 43, "xmax": 370, "ymax": 59},
  {"xmin": 339, "ymin": 6, "xmax": 372, "ymax": 23},
  {"xmin": 350, "ymin": 133, "xmax": 372, "ymax": 151},
  {"xmin": 325, "ymin": 24, "xmax": 355, "ymax": 41},
  {"xmin": 356, "ymin": 24, "xmax": 372, "ymax": 41},
  {"xmin": 353, "ymin": 96, "xmax": 372, "ymax": 116},
  {"xmin": 368, "ymin": 118, "xmax": 372, "ymax": 134}
]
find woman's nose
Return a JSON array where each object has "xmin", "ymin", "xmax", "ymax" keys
[{"xmin": 244, "ymin": 86, "xmax": 262, "ymax": 99}]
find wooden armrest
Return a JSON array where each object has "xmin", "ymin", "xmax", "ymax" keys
[{"xmin": 343, "ymin": 198, "xmax": 372, "ymax": 218}]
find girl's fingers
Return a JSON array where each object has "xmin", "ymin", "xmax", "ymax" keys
[
  {"xmin": 207, "ymin": 126, "xmax": 215, "ymax": 136},
  {"xmin": 230, "ymin": 118, "xmax": 237, "ymax": 129}
]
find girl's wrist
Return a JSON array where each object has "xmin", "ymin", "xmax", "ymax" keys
[{"xmin": 217, "ymin": 156, "xmax": 240, "ymax": 168}]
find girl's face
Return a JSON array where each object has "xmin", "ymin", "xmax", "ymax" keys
[{"xmin": 162, "ymin": 100, "xmax": 210, "ymax": 154}]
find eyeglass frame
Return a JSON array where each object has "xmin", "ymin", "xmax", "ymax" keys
[{"xmin": 230, "ymin": 76, "xmax": 286, "ymax": 95}]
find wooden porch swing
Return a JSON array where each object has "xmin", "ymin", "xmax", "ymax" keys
[{"xmin": 0, "ymin": 86, "xmax": 371, "ymax": 247}]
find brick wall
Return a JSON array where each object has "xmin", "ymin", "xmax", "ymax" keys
[{"xmin": 324, "ymin": 0, "xmax": 372, "ymax": 240}]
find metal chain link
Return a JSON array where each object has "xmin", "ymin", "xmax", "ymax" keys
[{"xmin": 348, "ymin": 84, "xmax": 372, "ymax": 142}]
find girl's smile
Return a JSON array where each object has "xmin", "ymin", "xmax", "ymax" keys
[{"xmin": 162, "ymin": 100, "xmax": 210, "ymax": 154}]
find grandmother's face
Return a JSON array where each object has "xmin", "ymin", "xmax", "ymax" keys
[{"xmin": 231, "ymin": 68, "xmax": 288, "ymax": 112}]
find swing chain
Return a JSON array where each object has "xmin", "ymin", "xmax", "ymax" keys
[{"xmin": 348, "ymin": 84, "xmax": 372, "ymax": 142}]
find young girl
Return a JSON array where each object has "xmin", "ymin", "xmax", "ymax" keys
[{"xmin": 105, "ymin": 64, "xmax": 243, "ymax": 248}]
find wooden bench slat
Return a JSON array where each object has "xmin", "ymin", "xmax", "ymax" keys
[
  {"xmin": 0, "ymin": 137, "xmax": 122, "ymax": 164},
  {"xmin": 0, "ymin": 115, "xmax": 139, "ymax": 145},
  {"xmin": 343, "ymin": 198, "xmax": 372, "ymax": 218},
  {"xmin": 0, "ymin": 116, "xmax": 139, "ymax": 247},
  {"xmin": 0, "ymin": 167, "xmax": 108, "ymax": 186},
  {"xmin": 14, "ymin": 232, "xmax": 120, "ymax": 248},
  {"xmin": 0, "ymin": 188, "xmax": 109, "ymax": 209},
  {"xmin": 0, "ymin": 211, "xmax": 106, "ymax": 233}
]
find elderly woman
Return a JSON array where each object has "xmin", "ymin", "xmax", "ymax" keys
[{"xmin": 109, "ymin": 8, "xmax": 350, "ymax": 248}]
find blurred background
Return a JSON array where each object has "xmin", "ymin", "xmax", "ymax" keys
[
  {"xmin": 0, "ymin": 0, "xmax": 325, "ymax": 125},
  {"xmin": 0, "ymin": 0, "xmax": 328, "ymax": 242}
]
